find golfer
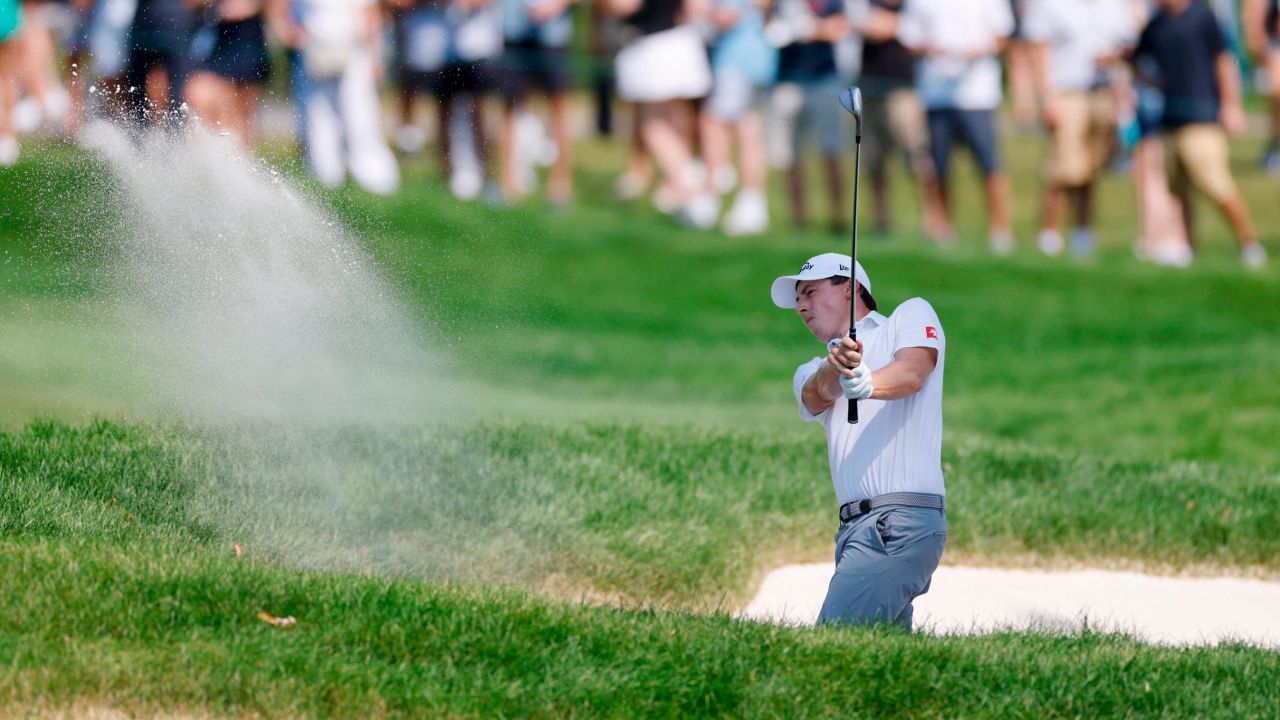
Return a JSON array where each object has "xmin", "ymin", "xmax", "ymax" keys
[{"xmin": 771, "ymin": 252, "xmax": 946, "ymax": 629}]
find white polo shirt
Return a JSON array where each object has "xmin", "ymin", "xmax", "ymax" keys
[
  {"xmin": 898, "ymin": 0, "xmax": 1013, "ymax": 110},
  {"xmin": 792, "ymin": 298, "xmax": 946, "ymax": 505},
  {"xmin": 1021, "ymin": 0, "xmax": 1138, "ymax": 92}
]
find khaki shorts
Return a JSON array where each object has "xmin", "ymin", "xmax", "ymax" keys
[
  {"xmin": 863, "ymin": 87, "xmax": 932, "ymax": 179},
  {"xmin": 1045, "ymin": 90, "xmax": 1116, "ymax": 187},
  {"xmin": 1167, "ymin": 123, "xmax": 1239, "ymax": 204}
]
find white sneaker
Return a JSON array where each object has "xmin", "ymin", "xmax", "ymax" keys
[
  {"xmin": 989, "ymin": 232, "xmax": 1015, "ymax": 256},
  {"xmin": 1037, "ymin": 229, "xmax": 1064, "ymax": 256},
  {"xmin": 1242, "ymin": 243, "xmax": 1267, "ymax": 269},
  {"xmin": 680, "ymin": 192, "xmax": 720, "ymax": 230},
  {"xmin": 614, "ymin": 173, "xmax": 649, "ymax": 200},
  {"xmin": 652, "ymin": 184, "xmax": 683, "ymax": 214},
  {"xmin": 1151, "ymin": 242, "xmax": 1193, "ymax": 268},
  {"xmin": 394, "ymin": 124, "xmax": 425, "ymax": 154},
  {"xmin": 0, "ymin": 136, "xmax": 17, "ymax": 166},
  {"xmin": 721, "ymin": 190, "xmax": 768, "ymax": 236},
  {"xmin": 1070, "ymin": 228, "xmax": 1095, "ymax": 257},
  {"xmin": 449, "ymin": 164, "xmax": 483, "ymax": 200},
  {"xmin": 13, "ymin": 98, "xmax": 41, "ymax": 133},
  {"xmin": 712, "ymin": 165, "xmax": 738, "ymax": 195}
]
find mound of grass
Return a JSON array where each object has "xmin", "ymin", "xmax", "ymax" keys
[
  {"xmin": 5, "ymin": 420, "xmax": 1277, "ymax": 612},
  {"xmin": 3, "ymin": 537, "xmax": 1278, "ymax": 719}
]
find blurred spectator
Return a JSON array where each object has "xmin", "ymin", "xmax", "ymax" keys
[
  {"xmin": 0, "ymin": 0, "xmax": 19, "ymax": 164},
  {"xmin": 1004, "ymin": 0, "xmax": 1038, "ymax": 129},
  {"xmin": 186, "ymin": 0, "xmax": 271, "ymax": 149},
  {"xmin": 125, "ymin": 0, "xmax": 196, "ymax": 125},
  {"xmin": 268, "ymin": 0, "xmax": 400, "ymax": 193},
  {"xmin": 1023, "ymin": 0, "xmax": 1136, "ymax": 257},
  {"xmin": 1245, "ymin": 0, "xmax": 1280, "ymax": 175},
  {"xmin": 701, "ymin": 0, "xmax": 776, "ymax": 234},
  {"xmin": 1129, "ymin": 0, "xmax": 1191, "ymax": 267},
  {"xmin": 390, "ymin": 0, "xmax": 499, "ymax": 199},
  {"xmin": 849, "ymin": 0, "xmax": 945, "ymax": 240},
  {"xmin": 14, "ymin": 0, "xmax": 70, "ymax": 132},
  {"xmin": 607, "ymin": 0, "xmax": 717, "ymax": 228},
  {"xmin": 495, "ymin": 0, "xmax": 576, "ymax": 204},
  {"xmin": 1134, "ymin": 0, "xmax": 1265, "ymax": 268},
  {"xmin": 899, "ymin": 0, "xmax": 1015, "ymax": 253},
  {"xmin": 764, "ymin": 0, "xmax": 849, "ymax": 233}
]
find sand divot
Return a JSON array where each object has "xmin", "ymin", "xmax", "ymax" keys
[{"xmin": 743, "ymin": 563, "xmax": 1280, "ymax": 648}]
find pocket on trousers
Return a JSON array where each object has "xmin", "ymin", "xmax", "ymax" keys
[{"xmin": 878, "ymin": 508, "xmax": 945, "ymax": 556}]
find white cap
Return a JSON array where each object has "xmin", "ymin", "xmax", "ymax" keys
[{"xmin": 770, "ymin": 253, "xmax": 871, "ymax": 309}]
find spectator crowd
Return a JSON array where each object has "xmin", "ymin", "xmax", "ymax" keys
[{"xmin": 0, "ymin": 0, "xmax": 1275, "ymax": 267}]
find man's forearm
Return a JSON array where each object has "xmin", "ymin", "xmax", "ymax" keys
[
  {"xmin": 1217, "ymin": 53, "xmax": 1243, "ymax": 110},
  {"xmin": 802, "ymin": 364, "xmax": 844, "ymax": 415},
  {"xmin": 865, "ymin": 356, "xmax": 926, "ymax": 397}
]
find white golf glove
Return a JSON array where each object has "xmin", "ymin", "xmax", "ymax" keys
[{"xmin": 839, "ymin": 363, "xmax": 874, "ymax": 401}]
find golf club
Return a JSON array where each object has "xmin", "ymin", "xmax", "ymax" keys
[{"xmin": 839, "ymin": 86, "xmax": 862, "ymax": 425}]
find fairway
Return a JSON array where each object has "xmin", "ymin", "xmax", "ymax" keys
[{"xmin": 2, "ymin": 126, "xmax": 1278, "ymax": 717}]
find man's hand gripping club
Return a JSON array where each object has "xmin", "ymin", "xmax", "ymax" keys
[{"xmin": 828, "ymin": 336, "xmax": 873, "ymax": 401}]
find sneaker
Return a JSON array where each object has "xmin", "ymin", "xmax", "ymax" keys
[
  {"xmin": 1037, "ymin": 229, "xmax": 1065, "ymax": 256},
  {"xmin": 614, "ymin": 172, "xmax": 649, "ymax": 200},
  {"xmin": 721, "ymin": 190, "xmax": 768, "ymax": 236},
  {"xmin": 13, "ymin": 98, "xmax": 41, "ymax": 133},
  {"xmin": 0, "ymin": 136, "xmax": 17, "ymax": 167},
  {"xmin": 652, "ymin": 184, "xmax": 683, "ymax": 214},
  {"xmin": 394, "ymin": 124, "xmax": 425, "ymax": 154},
  {"xmin": 1259, "ymin": 145, "xmax": 1279, "ymax": 177},
  {"xmin": 989, "ymin": 231, "xmax": 1015, "ymax": 256},
  {"xmin": 712, "ymin": 165, "xmax": 738, "ymax": 195},
  {"xmin": 1150, "ymin": 242, "xmax": 1193, "ymax": 268},
  {"xmin": 449, "ymin": 164, "xmax": 483, "ymax": 200},
  {"xmin": 679, "ymin": 192, "xmax": 720, "ymax": 230},
  {"xmin": 1242, "ymin": 242, "xmax": 1267, "ymax": 269},
  {"xmin": 1070, "ymin": 228, "xmax": 1095, "ymax": 257}
]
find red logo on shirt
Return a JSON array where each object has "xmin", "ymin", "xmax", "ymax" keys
[{"xmin": 926, "ymin": 326, "xmax": 938, "ymax": 339}]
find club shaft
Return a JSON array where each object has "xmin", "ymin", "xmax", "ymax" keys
[{"xmin": 848, "ymin": 135, "xmax": 861, "ymax": 425}]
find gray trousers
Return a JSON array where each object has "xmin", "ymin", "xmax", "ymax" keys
[{"xmin": 817, "ymin": 505, "xmax": 947, "ymax": 630}]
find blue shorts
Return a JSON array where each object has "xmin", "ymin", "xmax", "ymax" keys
[
  {"xmin": 817, "ymin": 504, "xmax": 947, "ymax": 630},
  {"xmin": 927, "ymin": 108, "xmax": 1001, "ymax": 181}
]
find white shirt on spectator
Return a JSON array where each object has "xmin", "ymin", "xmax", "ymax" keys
[
  {"xmin": 793, "ymin": 298, "xmax": 946, "ymax": 506},
  {"xmin": 1022, "ymin": 0, "xmax": 1138, "ymax": 92},
  {"xmin": 898, "ymin": 0, "xmax": 1013, "ymax": 110}
]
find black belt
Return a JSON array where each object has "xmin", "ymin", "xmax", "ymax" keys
[{"xmin": 839, "ymin": 492, "xmax": 945, "ymax": 524}]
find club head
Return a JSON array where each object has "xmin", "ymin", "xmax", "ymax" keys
[{"xmin": 839, "ymin": 86, "xmax": 863, "ymax": 139}]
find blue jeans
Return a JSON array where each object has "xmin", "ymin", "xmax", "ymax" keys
[{"xmin": 817, "ymin": 504, "xmax": 947, "ymax": 630}]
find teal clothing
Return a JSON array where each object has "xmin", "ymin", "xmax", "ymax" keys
[
  {"xmin": 0, "ymin": 0, "xmax": 21, "ymax": 43},
  {"xmin": 710, "ymin": 0, "xmax": 776, "ymax": 86}
]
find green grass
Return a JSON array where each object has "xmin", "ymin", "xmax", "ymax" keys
[{"xmin": 1, "ymin": 122, "xmax": 1279, "ymax": 716}]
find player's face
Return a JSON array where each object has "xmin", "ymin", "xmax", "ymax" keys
[{"xmin": 795, "ymin": 278, "xmax": 851, "ymax": 342}]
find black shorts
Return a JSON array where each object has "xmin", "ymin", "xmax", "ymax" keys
[
  {"xmin": 198, "ymin": 17, "xmax": 270, "ymax": 85},
  {"xmin": 405, "ymin": 61, "xmax": 490, "ymax": 99},
  {"xmin": 493, "ymin": 42, "xmax": 573, "ymax": 102}
]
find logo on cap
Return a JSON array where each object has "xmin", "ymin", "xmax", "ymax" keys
[
  {"xmin": 926, "ymin": 326, "xmax": 938, "ymax": 339},
  {"xmin": 839, "ymin": 264, "xmax": 849, "ymax": 272},
  {"xmin": 800, "ymin": 262, "xmax": 814, "ymax": 272}
]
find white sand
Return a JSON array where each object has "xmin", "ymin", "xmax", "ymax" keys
[{"xmin": 742, "ymin": 563, "xmax": 1280, "ymax": 648}]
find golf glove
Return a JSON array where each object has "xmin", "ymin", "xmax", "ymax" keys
[{"xmin": 840, "ymin": 364, "xmax": 874, "ymax": 401}]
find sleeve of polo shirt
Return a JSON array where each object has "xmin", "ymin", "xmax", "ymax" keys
[
  {"xmin": 892, "ymin": 297, "xmax": 944, "ymax": 353},
  {"xmin": 896, "ymin": 0, "xmax": 927, "ymax": 50},
  {"xmin": 1201, "ymin": 6, "xmax": 1227, "ymax": 57},
  {"xmin": 987, "ymin": 0, "xmax": 1014, "ymax": 40},
  {"xmin": 793, "ymin": 357, "xmax": 829, "ymax": 422}
]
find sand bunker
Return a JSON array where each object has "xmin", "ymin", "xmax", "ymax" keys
[{"xmin": 743, "ymin": 563, "xmax": 1280, "ymax": 648}]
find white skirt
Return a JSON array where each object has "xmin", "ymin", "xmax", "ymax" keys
[{"xmin": 615, "ymin": 25, "xmax": 713, "ymax": 103}]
